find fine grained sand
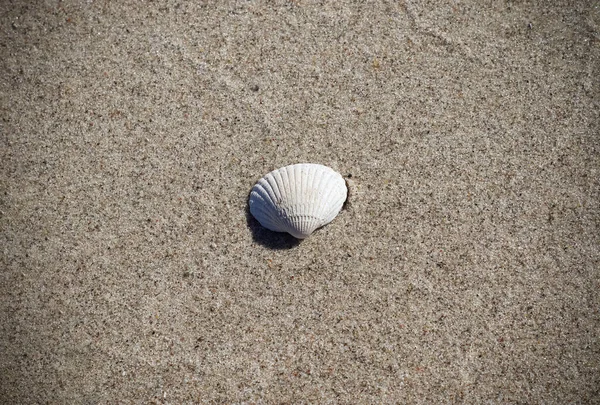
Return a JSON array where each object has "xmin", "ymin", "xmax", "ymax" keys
[{"xmin": 1, "ymin": 1, "xmax": 599, "ymax": 403}]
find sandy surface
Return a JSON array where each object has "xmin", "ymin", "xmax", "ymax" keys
[{"xmin": 1, "ymin": 0, "xmax": 599, "ymax": 403}]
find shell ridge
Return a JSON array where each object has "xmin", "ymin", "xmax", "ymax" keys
[
  {"xmin": 320, "ymin": 173, "xmax": 347, "ymax": 226},
  {"xmin": 253, "ymin": 207, "xmax": 284, "ymax": 230},
  {"xmin": 256, "ymin": 179, "xmax": 278, "ymax": 206},
  {"xmin": 273, "ymin": 168, "xmax": 293, "ymax": 235},
  {"xmin": 300, "ymin": 165, "xmax": 308, "ymax": 217},
  {"xmin": 309, "ymin": 165, "xmax": 323, "ymax": 223},
  {"xmin": 305, "ymin": 165, "xmax": 316, "ymax": 214},
  {"xmin": 300, "ymin": 165, "xmax": 311, "ymax": 220},
  {"xmin": 269, "ymin": 172, "xmax": 283, "ymax": 203},
  {"xmin": 292, "ymin": 165, "xmax": 301, "ymax": 217},
  {"xmin": 251, "ymin": 186, "xmax": 272, "ymax": 208},
  {"xmin": 321, "ymin": 194, "xmax": 347, "ymax": 223},
  {"xmin": 250, "ymin": 193, "xmax": 286, "ymax": 230},
  {"xmin": 297, "ymin": 165, "xmax": 319, "ymax": 235},
  {"xmin": 307, "ymin": 165, "xmax": 319, "ymax": 213},
  {"xmin": 281, "ymin": 166, "xmax": 293, "ymax": 211},
  {"xmin": 274, "ymin": 166, "xmax": 296, "ymax": 233},
  {"xmin": 255, "ymin": 186, "xmax": 286, "ymax": 230},
  {"xmin": 314, "ymin": 171, "xmax": 340, "ymax": 225},
  {"xmin": 285, "ymin": 165, "xmax": 301, "ymax": 233},
  {"xmin": 290, "ymin": 165, "xmax": 303, "ymax": 230},
  {"xmin": 292, "ymin": 164, "xmax": 301, "ymax": 218},
  {"xmin": 250, "ymin": 190, "xmax": 291, "ymax": 232}
]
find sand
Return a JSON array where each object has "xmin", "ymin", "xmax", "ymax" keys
[{"xmin": 1, "ymin": 0, "xmax": 599, "ymax": 403}]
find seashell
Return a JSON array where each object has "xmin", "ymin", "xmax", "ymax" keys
[{"xmin": 249, "ymin": 163, "xmax": 347, "ymax": 239}]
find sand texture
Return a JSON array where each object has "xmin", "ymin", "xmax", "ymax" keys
[{"xmin": 1, "ymin": 0, "xmax": 599, "ymax": 403}]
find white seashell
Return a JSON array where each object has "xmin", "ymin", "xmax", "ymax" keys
[{"xmin": 249, "ymin": 163, "xmax": 347, "ymax": 239}]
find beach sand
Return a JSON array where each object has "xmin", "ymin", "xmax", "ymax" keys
[{"xmin": 1, "ymin": 1, "xmax": 599, "ymax": 403}]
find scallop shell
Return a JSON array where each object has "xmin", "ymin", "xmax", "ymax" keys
[{"xmin": 249, "ymin": 163, "xmax": 347, "ymax": 239}]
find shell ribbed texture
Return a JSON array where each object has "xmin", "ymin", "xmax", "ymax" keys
[{"xmin": 249, "ymin": 164, "xmax": 347, "ymax": 239}]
